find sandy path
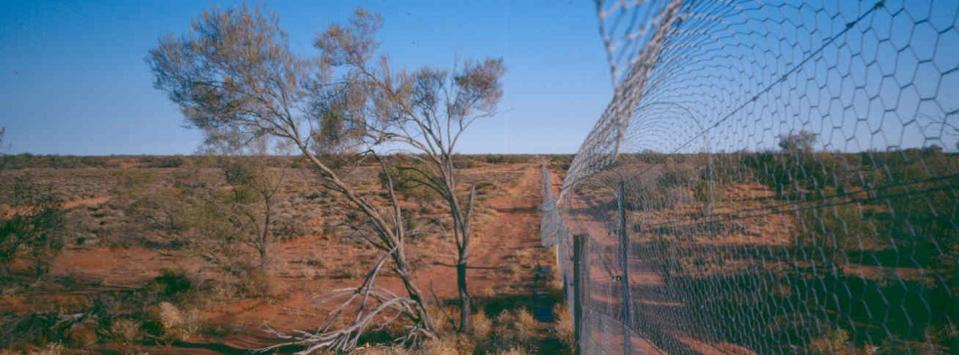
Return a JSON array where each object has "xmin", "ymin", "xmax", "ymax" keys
[
  {"xmin": 556, "ymin": 169, "xmax": 757, "ymax": 355},
  {"xmin": 469, "ymin": 164, "xmax": 545, "ymax": 284}
]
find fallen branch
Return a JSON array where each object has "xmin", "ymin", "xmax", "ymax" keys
[{"xmin": 258, "ymin": 248, "xmax": 433, "ymax": 354}]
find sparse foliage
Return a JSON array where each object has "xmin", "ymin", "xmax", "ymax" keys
[
  {"xmin": 220, "ymin": 158, "xmax": 283, "ymax": 273},
  {"xmin": 313, "ymin": 9, "xmax": 505, "ymax": 333},
  {"xmin": 147, "ymin": 5, "xmax": 440, "ymax": 350},
  {"xmin": 778, "ymin": 130, "xmax": 817, "ymax": 155},
  {"xmin": 0, "ymin": 176, "xmax": 65, "ymax": 278}
]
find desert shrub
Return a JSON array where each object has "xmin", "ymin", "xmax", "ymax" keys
[
  {"xmin": 548, "ymin": 155, "xmax": 573, "ymax": 171},
  {"xmin": 31, "ymin": 342, "xmax": 65, "ymax": 355},
  {"xmin": 473, "ymin": 181, "xmax": 497, "ymax": 197},
  {"xmin": 808, "ymin": 328, "xmax": 851, "ymax": 354},
  {"xmin": 797, "ymin": 203, "xmax": 879, "ymax": 264},
  {"xmin": 140, "ymin": 156, "xmax": 186, "ymax": 168},
  {"xmin": 478, "ymin": 308, "xmax": 538, "ymax": 354},
  {"xmin": 65, "ymin": 321, "xmax": 97, "ymax": 348},
  {"xmin": 378, "ymin": 165, "xmax": 438, "ymax": 203},
  {"xmin": 631, "ymin": 151, "xmax": 668, "ymax": 164},
  {"xmin": 452, "ymin": 156, "xmax": 480, "ymax": 169},
  {"xmin": 112, "ymin": 168, "xmax": 158, "ymax": 194},
  {"xmin": 780, "ymin": 146, "xmax": 959, "ymax": 272},
  {"xmin": 144, "ymin": 302, "xmax": 202, "ymax": 342},
  {"xmin": 0, "ymin": 312, "xmax": 63, "ymax": 349},
  {"xmin": 621, "ymin": 182, "xmax": 675, "ymax": 211},
  {"xmin": 0, "ymin": 154, "xmax": 111, "ymax": 170},
  {"xmin": 552, "ymin": 304, "xmax": 574, "ymax": 350},
  {"xmin": 741, "ymin": 151, "xmax": 858, "ymax": 199},
  {"xmin": 122, "ymin": 163, "xmax": 285, "ymax": 295},
  {"xmin": 480, "ymin": 154, "xmax": 530, "ymax": 165},
  {"xmin": 233, "ymin": 267, "xmax": 272, "ymax": 296},
  {"xmin": 353, "ymin": 335, "xmax": 476, "ymax": 355},
  {"xmin": 471, "ymin": 311, "xmax": 491, "ymax": 340},
  {"xmin": 657, "ymin": 158, "xmax": 698, "ymax": 188},
  {"xmin": 150, "ymin": 269, "xmax": 194, "ymax": 299},
  {"xmin": 125, "ymin": 190, "xmax": 187, "ymax": 232},
  {"xmin": 421, "ymin": 335, "xmax": 473, "ymax": 355},
  {"xmin": 0, "ymin": 268, "xmax": 208, "ymax": 350},
  {"xmin": 108, "ymin": 318, "xmax": 142, "ymax": 344},
  {"xmin": 0, "ymin": 176, "xmax": 65, "ymax": 277},
  {"xmin": 692, "ymin": 180, "xmax": 714, "ymax": 203}
]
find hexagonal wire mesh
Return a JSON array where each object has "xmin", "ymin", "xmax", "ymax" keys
[{"xmin": 542, "ymin": 0, "xmax": 959, "ymax": 353}]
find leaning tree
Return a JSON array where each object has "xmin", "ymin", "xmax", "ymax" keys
[
  {"xmin": 312, "ymin": 10, "xmax": 505, "ymax": 333},
  {"xmin": 147, "ymin": 6, "xmax": 442, "ymax": 351}
]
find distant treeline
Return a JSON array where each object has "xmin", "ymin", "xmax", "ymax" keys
[{"xmin": 0, "ymin": 153, "xmax": 570, "ymax": 170}]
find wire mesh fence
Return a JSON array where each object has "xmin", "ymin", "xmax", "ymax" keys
[{"xmin": 543, "ymin": 0, "xmax": 959, "ymax": 353}]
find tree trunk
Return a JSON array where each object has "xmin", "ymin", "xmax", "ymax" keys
[
  {"xmin": 457, "ymin": 259, "xmax": 471, "ymax": 333},
  {"xmin": 454, "ymin": 185, "xmax": 476, "ymax": 333},
  {"xmin": 258, "ymin": 243, "xmax": 268, "ymax": 272},
  {"xmin": 392, "ymin": 250, "xmax": 436, "ymax": 332},
  {"xmin": 259, "ymin": 199, "xmax": 272, "ymax": 273}
]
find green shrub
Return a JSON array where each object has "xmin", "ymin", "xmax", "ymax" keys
[
  {"xmin": 0, "ymin": 176, "xmax": 65, "ymax": 277},
  {"xmin": 378, "ymin": 166, "xmax": 439, "ymax": 203},
  {"xmin": 657, "ymin": 158, "xmax": 698, "ymax": 188},
  {"xmin": 140, "ymin": 156, "xmax": 186, "ymax": 168}
]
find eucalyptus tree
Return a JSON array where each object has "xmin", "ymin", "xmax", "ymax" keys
[
  {"xmin": 311, "ymin": 11, "xmax": 505, "ymax": 333},
  {"xmin": 147, "ymin": 6, "xmax": 438, "ymax": 350}
]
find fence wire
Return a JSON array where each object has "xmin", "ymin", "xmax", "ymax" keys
[{"xmin": 544, "ymin": 0, "xmax": 959, "ymax": 353}]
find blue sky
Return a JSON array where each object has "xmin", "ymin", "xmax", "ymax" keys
[{"xmin": 0, "ymin": 0, "xmax": 611, "ymax": 155}]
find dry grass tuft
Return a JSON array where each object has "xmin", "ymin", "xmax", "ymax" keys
[
  {"xmin": 477, "ymin": 308, "xmax": 538, "ymax": 353},
  {"xmin": 154, "ymin": 302, "xmax": 202, "ymax": 341},
  {"xmin": 471, "ymin": 311, "xmax": 492, "ymax": 340},
  {"xmin": 499, "ymin": 348, "xmax": 528, "ymax": 355},
  {"xmin": 66, "ymin": 321, "xmax": 98, "ymax": 348},
  {"xmin": 426, "ymin": 304, "xmax": 459, "ymax": 335},
  {"xmin": 421, "ymin": 335, "xmax": 472, "ymax": 355},
  {"xmin": 809, "ymin": 328, "xmax": 851, "ymax": 354},
  {"xmin": 109, "ymin": 318, "xmax": 142, "ymax": 344},
  {"xmin": 30, "ymin": 342, "xmax": 65, "ymax": 355},
  {"xmin": 353, "ymin": 334, "xmax": 474, "ymax": 355},
  {"xmin": 553, "ymin": 304, "xmax": 574, "ymax": 349}
]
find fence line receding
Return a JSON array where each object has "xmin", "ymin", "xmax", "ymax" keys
[{"xmin": 542, "ymin": 0, "xmax": 959, "ymax": 353}]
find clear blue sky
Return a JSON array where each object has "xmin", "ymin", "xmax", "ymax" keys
[{"xmin": 0, "ymin": 0, "xmax": 612, "ymax": 155}]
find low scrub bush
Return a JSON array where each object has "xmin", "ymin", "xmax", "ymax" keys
[
  {"xmin": 108, "ymin": 318, "xmax": 142, "ymax": 344},
  {"xmin": 378, "ymin": 166, "xmax": 439, "ymax": 204},
  {"xmin": 0, "ymin": 176, "xmax": 65, "ymax": 278},
  {"xmin": 476, "ymin": 308, "xmax": 539, "ymax": 354},
  {"xmin": 553, "ymin": 304, "xmax": 574, "ymax": 350}
]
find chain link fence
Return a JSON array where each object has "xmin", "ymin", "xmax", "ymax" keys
[{"xmin": 543, "ymin": 0, "xmax": 959, "ymax": 353}]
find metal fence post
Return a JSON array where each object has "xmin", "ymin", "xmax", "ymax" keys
[
  {"xmin": 573, "ymin": 234, "xmax": 588, "ymax": 355},
  {"xmin": 617, "ymin": 180, "xmax": 633, "ymax": 354}
]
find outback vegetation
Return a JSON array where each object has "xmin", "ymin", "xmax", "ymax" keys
[
  {"xmin": 0, "ymin": 8, "xmax": 568, "ymax": 346},
  {"xmin": 2, "ymin": 0, "xmax": 956, "ymax": 353},
  {"xmin": 144, "ymin": 4, "xmax": 510, "ymax": 350},
  {"xmin": 0, "ymin": 150, "xmax": 569, "ymax": 353},
  {"xmin": 567, "ymin": 131, "xmax": 958, "ymax": 353}
]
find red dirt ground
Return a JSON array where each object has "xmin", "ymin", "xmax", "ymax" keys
[{"xmin": 35, "ymin": 163, "xmax": 552, "ymax": 352}]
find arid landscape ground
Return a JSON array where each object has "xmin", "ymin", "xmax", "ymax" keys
[
  {"xmin": 3, "ymin": 0, "xmax": 957, "ymax": 352},
  {"xmin": 3, "ymin": 148, "xmax": 956, "ymax": 354},
  {"xmin": 557, "ymin": 150, "xmax": 958, "ymax": 354},
  {"xmin": 0, "ymin": 155, "xmax": 573, "ymax": 353}
]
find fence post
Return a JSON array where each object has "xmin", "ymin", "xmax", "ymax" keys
[
  {"xmin": 617, "ymin": 180, "xmax": 633, "ymax": 354},
  {"xmin": 573, "ymin": 234, "xmax": 588, "ymax": 355}
]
